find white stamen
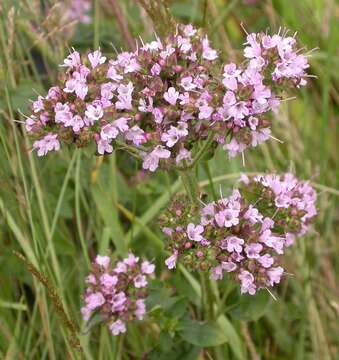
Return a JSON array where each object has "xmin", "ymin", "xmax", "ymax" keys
[
  {"xmin": 17, "ymin": 109, "xmax": 31, "ymax": 119},
  {"xmin": 241, "ymin": 151, "xmax": 246, "ymax": 167},
  {"xmin": 271, "ymin": 208, "xmax": 280, "ymax": 219},
  {"xmin": 269, "ymin": 135, "xmax": 284, "ymax": 144},
  {"xmin": 219, "ymin": 185, "xmax": 224, "ymax": 199},
  {"xmin": 240, "ymin": 22, "xmax": 249, "ymax": 36},
  {"xmin": 280, "ymin": 96, "xmax": 296, "ymax": 102},
  {"xmin": 110, "ymin": 43, "xmax": 119, "ymax": 55},
  {"xmin": 138, "ymin": 36, "xmax": 145, "ymax": 47},
  {"xmin": 265, "ymin": 287, "xmax": 277, "ymax": 301},
  {"xmin": 197, "ymin": 197, "xmax": 207, "ymax": 207}
]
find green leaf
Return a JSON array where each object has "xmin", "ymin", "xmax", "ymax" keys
[
  {"xmin": 217, "ymin": 316, "xmax": 247, "ymax": 360},
  {"xmin": 179, "ymin": 319, "xmax": 228, "ymax": 347},
  {"xmin": 230, "ymin": 291, "xmax": 272, "ymax": 321}
]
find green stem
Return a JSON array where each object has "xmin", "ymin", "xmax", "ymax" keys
[
  {"xmin": 179, "ymin": 166, "xmax": 216, "ymax": 321},
  {"xmin": 201, "ymin": 272, "xmax": 215, "ymax": 321},
  {"xmin": 179, "ymin": 161, "xmax": 224, "ymax": 359},
  {"xmin": 114, "ymin": 334, "xmax": 124, "ymax": 360},
  {"xmin": 179, "ymin": 166, "xmax": 200, "ymax": 205},
  {"xmin": 203, "ymin": 161, "xmax": 218, "ymax": 201},
  {"xmin": 94, "ymin": 0, "xmax": 100, "ymax": 49},
  {"xmin": 179, "ymin": 132, "xmax": 215, "ymax": 171}
]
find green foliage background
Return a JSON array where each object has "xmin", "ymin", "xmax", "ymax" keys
[{"xmin": 0, "ymin": 0, "xmax": 338, "ymax": 359}]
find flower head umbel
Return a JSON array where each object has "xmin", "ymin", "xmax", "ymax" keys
[
  {"xmin": 161, "ymin": 173, "xmax": 316, "ymax": 295},
  {"xmin": 220, "ymin": 30, "xmax": 310, "ymax": 157},
  {"xmin": 26, "ymin": 25, "xmax": 311, "ymax": 169},
  {"xmin": 81, "ymin": 253, "xmax": 155, "ymax": 335}
]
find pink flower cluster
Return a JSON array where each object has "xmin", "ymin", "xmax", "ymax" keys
[
  {"xmin": 81, "ymin": 253, "xmax": 155, "ymax": 335},
  {"xmin": 221, "ymin": 30, "xmax": 310, "ymax": 157},
  {"xmin": 162, "ymin": 173, "xmax": 316, "ymax": 295},
  {"xmin": 26, "ymin": 24, "xmax": 310, "ymax": 169}
]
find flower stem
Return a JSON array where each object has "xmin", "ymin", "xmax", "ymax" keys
[
  {"xmin": 179, "ymin": 166, "xmax": 217, "ymax": 318},
  {"xmin": 203, "ymin": 161, "xmax": 218, "ymax": 201},
  {"xmin": 179, "ymin": 166, "xmax": 200, "ymax": 206},
  {"xmin": 178, "ymin": 132, "xmax": 215, "ymax": 171},
  {"xmin": 114, "ymin": 333, "xmax": 124, "ymax": 360},
  {"xmin": 179, "ymin": 163, "xmax": 225, "ymax": 359},
  {"xmin": 201, "ymin": 271, "xmax": 215, "ymax": 321}
]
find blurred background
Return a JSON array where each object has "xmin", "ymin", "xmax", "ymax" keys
[{"xmin": 0, "ymin": 0, "xmax": 338, "ymax": 359}]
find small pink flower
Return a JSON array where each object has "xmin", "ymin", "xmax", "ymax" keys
[
  {"xmin": 202, "ymin": 37, "xmax": 218, "ymax": 60},
  {"xmin": 210, "ymin": 266, "xmax": 223, "ymax": 280},
  {"xmin": 71, "ymin": 115, "xmax": 85, "ymax": 133},
  {"xmin": 187, "ymin": 223, "xmax": 204, "ymax": 242},
  {"xmin": 134, "ymin": 275, "xmax": 147, "ymax": 288},
  {"xmin": 176, "ymin": 148, "xmax": 191, "ymax": 165},
  {"xmin": 151, "ymin": 63, "xmax": 161, "ymax": 75},
  {"xmin": 97, "ymin": 139, "xmax": 113, "ymax": 155},
  {"xmin": 81, "ymin": 306, "xmax": 92, "ymax": 321},
  {"xmin": 125, "ymin": 125, "xmax": 146, "ymax": 146},
  {"xmin": 135, "ymin": 299, "xmax": 146, "ymax": 320},
  {"xmin": 142, "ymin": 145, "xmax": 171, "ymax": 172},
  {"xmin": 165, "ymin": 252, "xmax": 177, "ymax": 269},
  {"xmin": 110, "ymin": 320, "xmax": 126, "ymax": 335},
  {"xmin": 32, "ymin": 96, "xmax": 44, "ymax": 113},
  {"xmin": 222, "ymin": 63, "xmax": 241, "ymax": 91},
  {"xmin": 114, "ymin": 261, "xmax": 127, "ymax": 273},
  {"xmin": 101, "ymin": 82, "xmax": 116, "ymax": 99},
  {"xmin": 267, "ymin": 266, "xmax": 284, "ymax": 286},
  {"xmin": 100, "ymin": 124, "xmax": 119, "ymax": 141},
  {"xmin": 113, "ymin": 117, "xmax": 130, "ymax": 132},
  {"xmin": 161, "ymin": 127, "xmax": 180, "ymax": 147},
  {"xmin": 124, "ymin": 253, "xmax": 139, "ymax": 266},
  {"xmin": 239, "ymin": 270, "xmax": 256, "ymax": 295},
  {"xmin": 245, "ymin": 243, "xmax": 263, "ymax": 259},
  {"xmin": 85, "ymin": 104, "xmax": 104, "ymax": 122},
  {"xmin": 88, "ymin": 49, "xmax": 106, "ymax": 68},
  {"xmin": 225, "ymin": 236, "xmax": 244, "ymax": 253},
  {"xmin": 63, "ymin": 79, "xmax": 77, "ymax": 94},
  {"xmin": 163, "ymin": 87, "xmax": 179, "ymax": 105},
  {"xmin": 46, "ymin": 86, "xmax": 61, "ymax": 100},
  {"xmin": 100, "ymin": 274, "xmax": 118, "ymax": 288},
  {"xmin": 244, "ymin": 205, "xmax": 263, "ymax": 224},
  {"xmin": 221, "ymin": 261, "xmax": 237, "ymax": 272},
  {"xmin": 111, "ymin": 292, "xmax": 126, "ymax": 312},
  {"xmin": 61, "ymin": 50, "xmax": 81, "ymax": 68},
  {"xmin": 33, "ymin": 133, "xmax": 60, "ymax": 157},
  {"xmin": 95, "ymin": 255, "xmax": 110, "ymax": 269},
  {"xmin": 180, "ymin": 76, "xmax": 196, "ymax": 91},
  {"xmin": 116, "ymin": 82, "xmax": 133, "ymax": 110},
  {"xmin": 107, "ymin": 65, "xmax": 123, "ymax": 81},
  {"xmin": 152, "ymin": 108, "xmax": 163, "ymax": 124},
  {"xmin": 257, "ymin": 254, "xmax": 274, "ymax": 268},
  {"xmin": 198, "ymin": 104, "xmax": 214, "ymax": 120},
  {"xmin": 141, "ymin": 261, "xmax": 155, "ymax": 274},
  {"xmin": 85, "ymin": 292, "xmax": 105, "ymax": 310}
]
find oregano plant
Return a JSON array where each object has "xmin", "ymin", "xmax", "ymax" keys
[{"xmin": 23, "ymin": 16, "xmax": 317, "ymax": 358}]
